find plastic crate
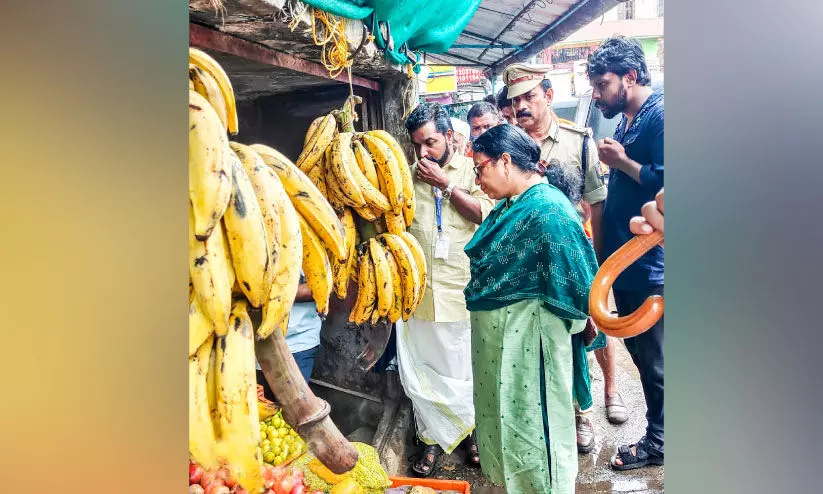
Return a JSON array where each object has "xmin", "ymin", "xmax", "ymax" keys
[{"xmin": 388, "ymin": 476, "xmax": 471, "ymax": 494}]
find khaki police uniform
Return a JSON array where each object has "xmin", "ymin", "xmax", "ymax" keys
[{"xmin": 502, "ymin": 62, "xmax": 607, "ymax": 206}]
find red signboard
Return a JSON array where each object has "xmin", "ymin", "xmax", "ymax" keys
[{"xmin": 456, "ymin": 67, "xmax": 485, "ymax": 85}]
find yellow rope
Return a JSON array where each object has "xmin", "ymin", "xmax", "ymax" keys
[{"xmin": 311, "ymin": 8, "xmax": 352, "ymax": 78}]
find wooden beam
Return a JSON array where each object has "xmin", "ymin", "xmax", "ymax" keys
[{"xmin": 189, "ymin": 23, "xmax": 380, "ymax": 91}]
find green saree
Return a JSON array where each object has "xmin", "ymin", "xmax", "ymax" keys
[{"xmin": 464, "ymin": 183, "xmax": 599, "ymax": 493}]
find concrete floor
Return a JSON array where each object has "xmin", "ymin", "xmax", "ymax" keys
[{"xmin": 395, "ymin": 338, "xmax": 664, "ymax": 493}]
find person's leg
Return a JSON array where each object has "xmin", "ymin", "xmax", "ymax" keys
[
  {"xmin": 291, "ymin": 346, "xmax": 320, "ymax": 384},
  {"xmin": 610, "ymin": 286, "xmax": 664, "ymax": 469},
  {"xmin": 571, "ymin": 332, "xmax": 595, "ymax": 453},
  {"xmin": 595, "ymin": 336, "xmax": 628, "ymax": 424}
]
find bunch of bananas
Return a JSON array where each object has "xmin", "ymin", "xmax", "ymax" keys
[
  {"xmin": 188, "ymin": 47, "xmax": 349, "ymax": 494},
  {"xmin": 293, "ymin": 109, "xmax": 427, "ymax": 326}
]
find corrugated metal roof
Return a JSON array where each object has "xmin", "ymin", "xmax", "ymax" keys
[{"xmin": 431, "ymin": 0, "xmax": 616, "ymax": 71}]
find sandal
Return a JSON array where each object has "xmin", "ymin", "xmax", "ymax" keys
[
  {"xmin": 411, "ymin": 444, "xmax": 443, "ymax": 478},
  {"xmin": 606, "ymin": 393, "xmax": 629, "ymax": 424},
  {"xmin": 576, "ymin": 414, "xmax": 595, "ymax": 453},
  {"xmin": 464, "ymin": 431, "xmax": 481, "ymax": 467},
  {"xmin": 610, "ymin": 436, "xmax": 664, "ymax": 471}
]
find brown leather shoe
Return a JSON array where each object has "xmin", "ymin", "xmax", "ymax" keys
[{"xmin": 576, "ymin": 414, "xmax": 595, "ymax": 453}]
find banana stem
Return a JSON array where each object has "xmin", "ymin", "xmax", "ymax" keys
[
  {"xmin": 255, "ymin": 330, "xmax": 358, "ymax": 473},
  {"xmin": 335, "ymin": 95, "xmax": 363, "ymax": 133}
]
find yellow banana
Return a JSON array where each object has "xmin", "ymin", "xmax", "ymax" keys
[
  {"xmin": 189, "ymin": 78, "xmax": 194, "ymax": 91},
  {"xmin": 189, "ymin": 90, "xmax": 232, "ymax": 241},
  {"xmin": 189, "ymin": 47, "xmax": 239, "ymax": 134},
  {"xmin": 383, "ymin": 249, "xmax": 403, "ymax": 322},
  {"xmin": 362, "ymin": 134, "xmax": 404, "ymax": 214},
  {"xmin": 252, "ymin": 144, "xmax": 347, "ymax": 259},
  {"xmin": 230, "ymin": 142, "xmax": 281, "ymax": 274},
  {"xmin": 349, "ymin": 245, "xmax": 376, "ymax": 324},
  {"xmin": 258, "ymin": 169, "xmax": 301, "ymax": 339},
  {"xmin": 368, "ymin": 130, "xmax": 416, "ymax": 227},
  {"xmin": 222, "ymin": 152, "xmax": 273, "ymax": 308},
  {"xmin": 352, "ymin": 138, "xmax": 380, "ymax": 189},
  {"xmin": 332, "ymin": 208, "xmax": 357, "ymax": 299},
  {"xmin": 332, "ymin": 133, "xmax": 391, "ymax": 212},
  {"xmin": 190, "ymin": 292, "xmax": 213, "ymax": 358},
  {"xmin": 400, "ymin": 231, "xmax": 428, "ymax": 308},
  {"xmin": 324, "ymin": 146, "xmax": 348, "ymax": 214},
  {"xmin": 298, "ymin": 215, "xmax": 333, "ymax": 319},
  {"xmin": 215, "ymin": 300, "xmax": 264, "ymax": 493},
  {"xmin": 206, "ymin": 338, "xmax": 219, "ymax": 428},
  {"xmin": 369, "ymin": 239, "xmax": 393, "ymax": 318},
  {"xmin": 296, "ymin": 113, "xmax": 336, "ymax": 172},
  {"xmin": 307, "ymin": 161, "xmax": 328, "ymax": 198},
  {"xmin": 190, "ymin": 333, "xmax": 219, "ymax": 470},
  {"xmin": 303, "ymin": 115, "xmax": 326, "ymax": 147},
  {"xmin": 190, "ymin": 63, "xmax": 228, "ymax": 132},
  {"xmin": 353, "ymin": 203, "xmax": 381, "ymax": 222},
  {"xmin": 189, "ymin": 207, "xmax": 232, "ymax": 336},
  {"xmin": 378, "ymin": 233, "xmax": 421, "ymax": 320},
  {"xmin": 384, "ymin": 209, "xmax": 406, "ymax": 234},
  {"xmin": 328, "ymin": 132, "xmax": 366, "ymax": 207}
]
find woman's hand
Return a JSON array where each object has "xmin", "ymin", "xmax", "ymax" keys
[{"xmin": 629, "ymin": 188, "xmax": 664, "ymax": 247}]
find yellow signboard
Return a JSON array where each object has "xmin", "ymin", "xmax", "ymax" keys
[{"xmin": 421, "ymin": 65, "xmax": 457, "ymax": 94}]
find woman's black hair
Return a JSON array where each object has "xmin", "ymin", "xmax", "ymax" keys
[{"xmin": 471, "ymin": 124, "xmax": 541, "ymax": 174}]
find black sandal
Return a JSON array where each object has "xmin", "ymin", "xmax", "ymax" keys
[
  {"xmin": 411, "ymin": 444, "xmax": 443, "ymax": 478},
  {"xmin": 465, "ymin": 431, "xmax": 481, "ymax": 467},
  {"xmin": 610, "ymin": 436, "xmax": 664, "ymax": 471}
]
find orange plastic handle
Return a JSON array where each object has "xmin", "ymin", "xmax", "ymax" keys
[{"xmin": 589, "ymin": 231, "xmax": 664, "ymax": 338}]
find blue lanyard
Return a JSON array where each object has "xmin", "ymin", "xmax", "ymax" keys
[{"xmin": 434, "ymin": 187, "xmax": 443, "ymax": 233}]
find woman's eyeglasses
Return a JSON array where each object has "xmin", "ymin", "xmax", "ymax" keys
[{"xmin": 473, "ymin": 157, "xmax": 496, "ymax": 177}]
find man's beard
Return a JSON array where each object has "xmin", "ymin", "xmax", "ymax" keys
[
  {"xmin": 432, "ymin": 144, "xmax": 452, "ymax": 166},
  {"xmin": 596, "ymin": 84, "xmax": 628, "ymax": 119}
]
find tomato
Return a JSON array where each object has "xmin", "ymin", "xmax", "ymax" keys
[
  {"xmin": 189, "ymin": 485, "xmax": 205, "ymax": 494},
  {"xmin": 277, "ymin": 476, "xmax": 296, "ymax": 494},
  {"xmin": 200, "ymin": 471, "xmax": 219, "ymax": 488},
  {"xmin": 289, "ymin": 484, "xmax": 306, "ymax": 494},
  {"xmin": 230, "ymin": 486, "xmax": 248, "ymax": 494},
  {"xmin": 204, "ymin": 483, "xmax": 230, "ymax": 494},
  {"xmin": 190, "ymin": 463, "xmax": 204, "ymax": 485}
]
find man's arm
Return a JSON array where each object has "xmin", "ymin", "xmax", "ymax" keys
[
  {"xmin": 416, "ymin": 157, "xmax": 484, "ymax": 225},
  {"xmin": 589, "ymin": 201, "xmax": 605, "ymax": 262},
  {"xmin": 597, "ymin": 115, "xmax": 664, "ymax": 191},
  {"xmin": 294, "ymin": 283, "xmax": 313, "ymax": 303}
]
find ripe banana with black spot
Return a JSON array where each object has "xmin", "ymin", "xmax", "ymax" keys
[
  {"xmin": 368, "ymin": 130, "xmax": 416, "ymax": 227},
  {"xmin": 400, "ymin": 231, "xmax": 428, "ymax": 309},
  {"xmin": 298, "ymin": 215, "xmax": 334, "ymax": 319},
  {"xmin": 252, "ymin": 144, "xmax": 347, "ymax": 260},
  {"xmin": 190, "ymin": 64, "xmax": 229, "ymax": 132},
  {"xmin": 230, "ymin": 142, "xmax": 281, "ymax": 274},
  {"xmin": 215, "ymin": 300, "xmax": 263, "ymax": 493},
  {"xmin": 353, "ymin": 138, "xmax": 380, "ymax": 189},
  {"xmin": 258, "ymin": 169, "xmax": 301, "ymax": 339},
  {"xmin": 361, "ymin": 134, "xmax": 404, "ymax": 214},
  {"xmin": 222, "ymin": 152, "xmax": 273, "ymax": 308},
  {"xmin": 378, "ymin": 233, "xmax": 421, "ymax": 320},
  {"xmin": 189, "ymin": 48, "xmax": 239, "ymax": 134},
  {"xmin": 369, "ymin": 239, "xmax": 393, "ymax": 318},
  {"xmin": 189, "ymin": 207, "xmax": 232, "ymax": 336},
  {"xmin": 190, "ymin": 333, "xmax": 218, "ymax": 470},
  {"xmin": 332, "ymin": 133, "xmax": 391, "ymax": 212},
  {"xmin": 296, "ymin": 113, "xmax": 336, "ymax": 172},
  {"xmin": 384, "ymin": 209, "xmax": 406, "ymax": 234},
  {"xmin": 349, "ymin": 245, "xmax": 376, "ymax": 324},
  {"xmin": 189, "ymin": 90, "xmax": 232, "ymax": 241},
  {"xmin": 383, "ymin": 248, "xmax": 403, "ymax": 322},
  {"xmin": 332, "ymin": 208, "xmax": 357, "ymax": 299}
]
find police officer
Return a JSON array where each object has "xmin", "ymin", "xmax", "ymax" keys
[{"xmin": 502, "ymin": 63, "xmax": 629, "ymax": 453}]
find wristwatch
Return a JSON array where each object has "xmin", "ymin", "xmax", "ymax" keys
[{"xmin": 441, "ymin": 182, "xmax": 456, "ymax": 201}]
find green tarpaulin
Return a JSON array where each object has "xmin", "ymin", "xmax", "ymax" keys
[{"xmin": 301, "ymin": 0, "xmax": 482, "ymax": 66}]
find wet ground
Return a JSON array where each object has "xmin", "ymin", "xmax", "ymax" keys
[{"xmin": 395, "ymin": 336, "xmax": 664, "ymax": 493}]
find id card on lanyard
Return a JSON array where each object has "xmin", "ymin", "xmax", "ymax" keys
[{"xmin": 433, "ymin": 187, "xmax": 449, "ymax": 259}]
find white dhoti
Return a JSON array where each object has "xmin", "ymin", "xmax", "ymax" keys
[{"xmin": 395, "ymin": 316, "xmax": 476, "ymax": 453}]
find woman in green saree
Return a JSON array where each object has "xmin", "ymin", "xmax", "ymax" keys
[{"xmin": 464, "ymin": 125, "xmax": 599, "ymax": 493}]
